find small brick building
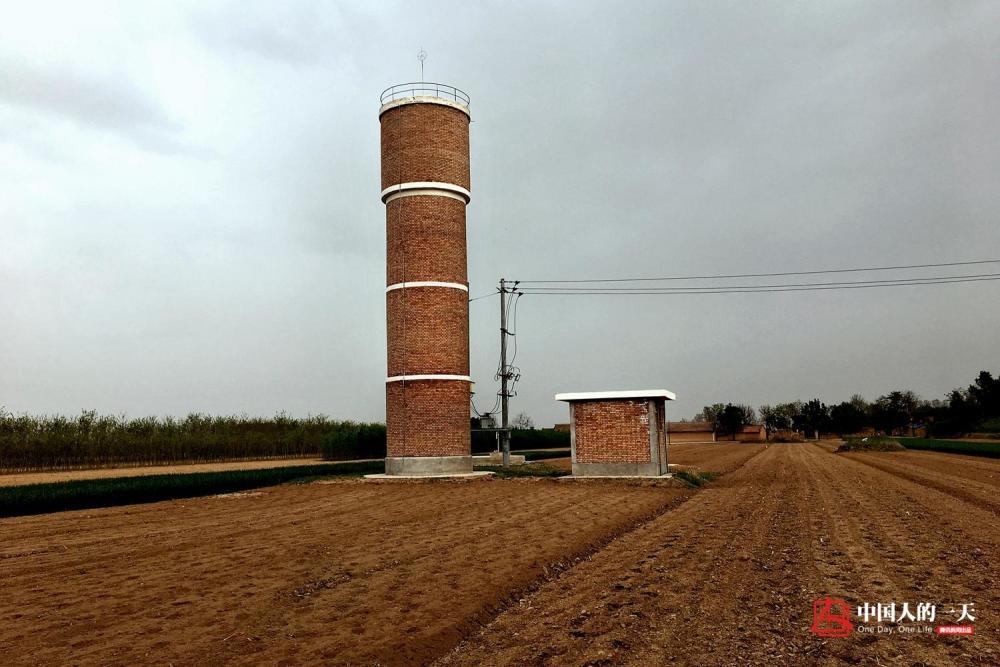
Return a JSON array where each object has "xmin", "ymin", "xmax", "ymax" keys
[{"xmin": 555, "ymin": 390, "xmax": 676, "ymax": 477}]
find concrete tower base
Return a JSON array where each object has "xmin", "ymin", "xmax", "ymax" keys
[
  {"xmin": 383, "ymin": 455, "xmax": 474, "ymax": 476},
  {"xmin": 571, "ymin": 462, "xmax": 665, "ymax": 477},
  {"xmin": 364, "ymin": 471, "xmax": 493, "ymax": 481}
]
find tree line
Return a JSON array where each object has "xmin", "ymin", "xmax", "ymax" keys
[
  {"xmin": 693, "ymin": 369, "xmax": 1000, "ymax": 439},
  {"xmin": 0, "ymin": 409, "xmax": 571, "ymax": 473}
]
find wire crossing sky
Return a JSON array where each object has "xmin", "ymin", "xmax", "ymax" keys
[
  {"xmin": 1, "ymin": 1, "xmax": 998, "ymax": 425},
  {"xmin": 515, "ymin": 259, "xmax": 1000, "ymax": 284}
]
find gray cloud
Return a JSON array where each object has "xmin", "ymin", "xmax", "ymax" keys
[
  {"xmin": 0, "ymin": 57, "xmax": 185, "ymax": 152},
  {"xmin": 190, "ymin": 1, "xmax": 370, "ymax": 66},
  {"xmin": 1, "ymin": 0, "xmax": 998, "ymax": 426}
]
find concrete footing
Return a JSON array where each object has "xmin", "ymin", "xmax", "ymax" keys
[
  {"xmin": 364, "ymin": 471, "xmax": 493, "ymax": 481},
  {"xmin": 472, "ymin": 453, "xmax": 526, "ymax": 466},
  {"xmin": 381, "ymin": 455, "xmax": 473, "ymax": 476},
  {"xmin": 560, "ymin": 473, "xmax": 673, "ymax": 481},
  {"xmin": 571, "ymin": 462, "xmax": 664, "ymax": 477}
]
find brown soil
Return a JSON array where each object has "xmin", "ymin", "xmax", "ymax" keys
[
  {"xmin": 669, "ymin": 441, "xmax": 767, "ymax": 472},
  {"xmin": 541, "ymin": 442, "xmax": 766, "ymax": 474},
  {"xmin": 440, "ymin": 443, "xmax": 1000, "ymax": 666},
  {"xmin": 0, "ymin": 458, "xmax": 328, "ymax": 487},
  {"xmin": 2, "ymin": 442, "xmax": 996, "ymax": 665},
  {"xmin": 0, "ymin": 478, "xmax": 690, "ymax": 666}
]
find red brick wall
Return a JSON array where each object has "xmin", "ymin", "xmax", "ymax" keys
[
  {"xmin": 386, "ymin": 287, "xmax": 469, "ymax": 376},
  {"xmin": 386, "ymin": 196, "xmax": 467, "ymax": 285},
  {"xmin": 386, "ymin": 380, "xmax": 470, "ymax": 457},
  {"xmin": 380, "ymin": 103, "xmax": 470, "ymax": 190},
  {"xmin": 574, "ymin": 400, "xmax": 651, "ymax": 464}
]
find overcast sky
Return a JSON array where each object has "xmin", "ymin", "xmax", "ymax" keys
[{"xmin": 2, "ymin": 0, "xmax": 998, "ymax": 425}]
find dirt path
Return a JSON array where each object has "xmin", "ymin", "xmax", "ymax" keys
[
  {"xmin": 440, "ymin": 444, "xmax": 1000, "ymax": 666},
  {"xmin": 0, "ymin": 457, "xmax": 329, "ymax": 487},
  {"xmin": 0, "ymin": 478, "xmax": 692, "ymax": 666},
  {"xmin": 669, "ymin": 441, "xmax": 766, "ymax": 472}
]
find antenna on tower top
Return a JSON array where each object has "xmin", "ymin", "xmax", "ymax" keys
[{"xmin": 417, "ymin": 48, "xmax": 427, "ymax": 81}]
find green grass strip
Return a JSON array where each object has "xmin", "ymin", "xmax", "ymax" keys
[
  {"xmin": 672, "ymin": 470, "xmax": 718, "ymax": 488},
  {"xmin": 897, "ymin": 437, "xmax": 1000, "ymax": 459},
  {"xmin": 0, "ymin": 462, "xmax": 383, "ymax": 518},
  {"xmin": 513, "ymin": 449, "xmax": 571, "ymax": 461}
]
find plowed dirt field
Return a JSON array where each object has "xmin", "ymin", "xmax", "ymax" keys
[
  {"xmin": 442, "ymin": 444, "xmax": 999, "ymax": 666},
  {"xmin": 1, "ymin": 443, "xmax": 996, "ymax": 666}
]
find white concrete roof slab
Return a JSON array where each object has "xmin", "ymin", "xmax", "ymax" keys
[{"xmin": 555, "ymin": 389, "xmax": 677, "ymax": 402}]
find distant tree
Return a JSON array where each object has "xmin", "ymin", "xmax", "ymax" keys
[
  {"xmin": 512, "ymin": 412, "xmax": 535, "ymax": 429},
  {"xmin": 830, "ymin": 396, "xmax": 868, "ymax": 436},
  {"xmin": 758, "ymin": 405, "xmax": 779, "ymax": 438},
  {"xmin": 777, "ymin": 402, "xmax": 803, "ymax": 432},
  {"xmin": 872, "ymin": 390, "xmax": 919, "ymax": 436},
  {"xmin": 899, "ymin": 391, "xmax": 919, "ymax": 435},
  {"xmin": 968, "ymin": 371, "xmax": 1000, "ymax": 418},
  {"xmin": 935, "ymin": 387, "xmax": 979, "ymax": 436},
  {"xmin": 914, "ymin": 398, "xmax": 944, "ymax": 430},
  {"xmin": 928, "ymin": 371, "xmax": 1000, "ymax": 436},
  {"xmin": 759, "ymin": 402, "xmax": 802, "ymax": 436},
  {"xmin": 695, "ymin": 404, "xmax": 726, "ymax": 427},
  {"xmin": 848, "ymin": 393, "xmax": 869, "ymax": 415},
  {"xmin": 718, "ymin": 403, "xmax": 754, "ymax": 440},
  {"xmin": 797, "ymin": 399, "xmax": 831, "ymax": 438}
]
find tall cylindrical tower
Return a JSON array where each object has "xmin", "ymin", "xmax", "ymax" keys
[{"xmin": 379, "ymin": 83, "xmax": 472, "ymax": 475}]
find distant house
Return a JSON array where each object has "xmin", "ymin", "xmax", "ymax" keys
[
  {"xmin": 667, "ymin": 422, "xmax": 716, "ymax": 443},
  {"xmin": 667, "ymin": 422, "xmax": 766, "ymax": 443},
  {"xmin": 553, "ymin": 423, "xmax": 571, "ymax": 432},
  {"xmin": 738, "ymin": 424, "xmax": 766, "ymax": 442}
]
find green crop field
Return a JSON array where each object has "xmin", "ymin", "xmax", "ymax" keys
[
  {"xmin": 898, "ymin": 437, "xmax": 1000, "ymax": 458},
  {"xmin": 0, "ymin": 461, "xmax": 382, "ymax": 518}
]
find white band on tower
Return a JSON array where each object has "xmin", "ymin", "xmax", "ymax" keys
[
  {"xmin": 381, "ymin": 181, "xmax": 471, "ymax": 204},
  {"xmin": 386, "ymin": 374, "xmax": 472, "ymax": 383},
  {"xmin": 386, "ymin": 281, "xmax": 468, "ymax": 293}
]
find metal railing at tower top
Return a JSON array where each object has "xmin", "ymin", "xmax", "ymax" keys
[{"xmin": 380, "ymin": 82, "xmax": 470, "ymax": 107}]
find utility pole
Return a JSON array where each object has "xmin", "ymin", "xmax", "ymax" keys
[
  {"xmin": 499, "ymin": 278, "xmax": 511, "ymax": 466},
  {"xmin": 496, "ymin": 278, "xmax": 521, "ymax": 466}
]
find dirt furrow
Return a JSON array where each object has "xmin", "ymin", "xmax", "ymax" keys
[
  {"xmin": 0, "ymin": 480, "xmax": 688, "ymax": 666},
  {"xmin": 840, "ymin": 451, "xmax": 1000, "ymax": 513},
  {"xmin": 441, "ymin": 444, "xmax": 999, "ymax": 666}
]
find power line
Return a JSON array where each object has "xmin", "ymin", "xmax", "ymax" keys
[
  {"xmin": 519, "ymin": 274, "xmax": 1000, "ymax": 295},
  {"xmin": 520, "ymin": 272, "xmax": 1000, "ymax": 292},
  {"xmin": 469, "ymin": 290, "xmax": 498, "ymax": 302},
  {"xmin": 517, "ymin": 258, "xmax": 1000, "ymax": 284},
  {"xmin": 471, "ymin": 394, "xmax": 499, "ymax": 419},
  {"xmin": 508, "ymin": 291, "xmax": 522, "ymax": 367}
]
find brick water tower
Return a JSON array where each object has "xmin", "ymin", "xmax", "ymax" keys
[{"xmin": 379, "ymin": 82, "xmax": 472, "ymax": 475}]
